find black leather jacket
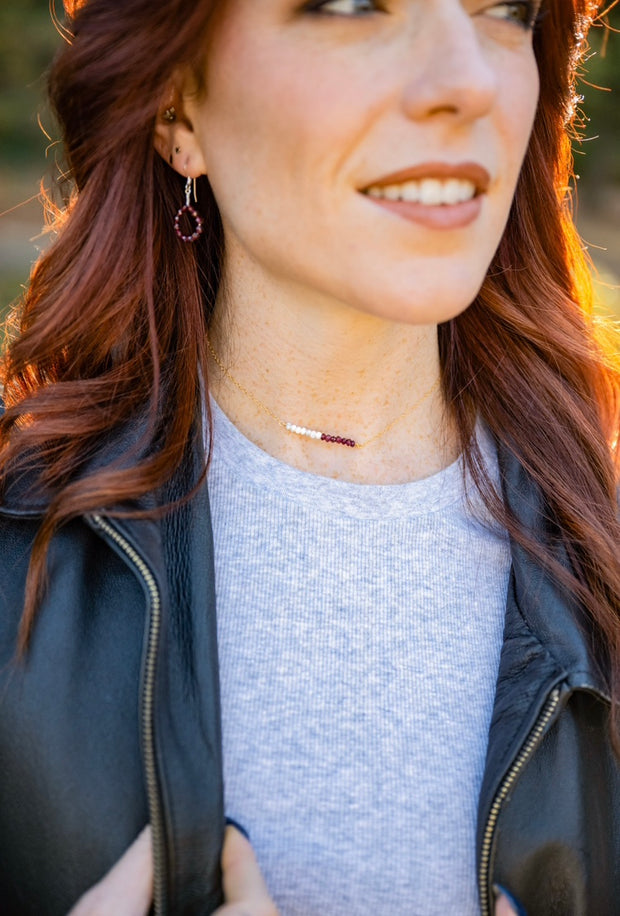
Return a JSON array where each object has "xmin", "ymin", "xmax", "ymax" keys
[{"xmin": 0, "ymin": 424, "xmax": 618, "ymax": 916}]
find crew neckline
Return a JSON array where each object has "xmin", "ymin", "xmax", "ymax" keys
[{"xmin": 206, "ymin": 397, "xmax": 499, "ymax": 521}]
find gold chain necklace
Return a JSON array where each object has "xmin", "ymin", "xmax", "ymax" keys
[{"xmin": 207, "ymin": 337, "xmax": 440, "ymax": 450}]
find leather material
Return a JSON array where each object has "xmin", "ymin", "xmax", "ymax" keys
[
  {"xmin": 475, "ymin": 448, "xmax": 619, "ymax": 914},
  {"xmin": 0, "ymin": 422, "xmax": 618, "ymax": 914},
  {"xmin": 492, "ymin": 689, "xmax": 620, "ymax": 916},
  {"xmin": 0, "ymin": 426, "xmax": 224, "ymax": 915}
]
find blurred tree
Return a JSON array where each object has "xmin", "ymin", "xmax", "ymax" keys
[
  {"xmin": 574, "ymin": 6, "xmax": 620, "ymax": 193},
  {"xmin": 0, "ymin": 0, "xmax": 61, "ymax": 170},
  {"xmin": 575, "ymin": 6, "xmax": 620, "ymax": 187}
]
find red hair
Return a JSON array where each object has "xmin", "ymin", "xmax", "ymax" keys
[{"xmin": 1, "ymin": 0, "xmax": 619, "ymax": 736}]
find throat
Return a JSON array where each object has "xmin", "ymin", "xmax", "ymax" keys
[{"xmin": 205, "ymin": 319, "xmax": 458, "ymax": 484}]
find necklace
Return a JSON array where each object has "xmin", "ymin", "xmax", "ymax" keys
[{"xmin": 207, "ymin": 337, "xmax": 440, "ymax": 450}]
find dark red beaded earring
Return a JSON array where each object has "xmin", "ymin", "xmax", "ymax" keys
[{"xmin": 174, "ymin": 176, "xmax": 204, "ymax": 243}]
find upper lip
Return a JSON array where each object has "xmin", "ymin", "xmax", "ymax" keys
[{"xmin": 362, "ymin": 161, "xmax": 492, "ymax": 194}]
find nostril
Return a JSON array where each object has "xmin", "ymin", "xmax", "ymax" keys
[{"xmin": 427, "ymin": 104, "xmax": 460, "ymax": 117}]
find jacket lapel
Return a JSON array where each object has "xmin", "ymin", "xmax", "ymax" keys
[{"xmin": 476, "ymin": 443, "xmax": 609, "ymax": 873}]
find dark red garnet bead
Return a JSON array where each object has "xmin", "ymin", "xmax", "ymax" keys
[
  {"xmin": 319, "ymin": 432, "xmax": 357, "ymax": 447},
  {"xmin": 174, "ymin": 204, "xmax": 204, "ymax": 243}
]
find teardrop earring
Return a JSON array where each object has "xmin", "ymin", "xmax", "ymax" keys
[{"xmin": 174, "ymin": 177, "xmax": 204, "ymax": 243}]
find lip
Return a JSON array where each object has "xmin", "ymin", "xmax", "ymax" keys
[
  {"xmin": 365, "ymin": 196, "xmax": 483, "ymax": 230},
  {"xmin": 360, "ymin": 162, "xmax": 491, "ymax": 231}
]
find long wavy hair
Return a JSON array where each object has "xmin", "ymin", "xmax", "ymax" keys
[{"xmin": 1, "ymin": 0, "xmax": 619, "ymax": 734}]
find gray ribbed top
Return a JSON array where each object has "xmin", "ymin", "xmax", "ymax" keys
[{"xmin": 207, "ymin": 399, "xmax": 510, "ymax": 915}]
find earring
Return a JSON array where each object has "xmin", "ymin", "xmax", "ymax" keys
[
  {"xmin": 174, "ymin": 176, "xmax": 204, "ymax": 243},
  {"xmin": 162, "ymin": 107, "xmax": 176, "ymax": 122}
]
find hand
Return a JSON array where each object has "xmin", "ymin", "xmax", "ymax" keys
[
  {"xmin": 213, "ymin": 829, "xmax": 518, "ymax": 916},
  {"xmin": 66, "ymin": 821, "xmax": 514, "ymax": 916},
  {"xmin": 213, "ymin": 825, "xmax": 279, "ymax": 916},
  {"xmin": 67, "ymin": 826, "xmax": 152, "ymax": 916}
]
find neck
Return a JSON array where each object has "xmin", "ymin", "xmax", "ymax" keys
[{"xmin": 208, "ymin": 266, "xmax": 459, "ymax": 485}]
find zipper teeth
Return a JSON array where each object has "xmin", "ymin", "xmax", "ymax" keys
[
  {"xmin": 478, "ymin": 687, "xmax": 561, "ymax": 916},
  {"xmin": 91, "ymin": 514, "xmax": 166, "ymax": 916}
]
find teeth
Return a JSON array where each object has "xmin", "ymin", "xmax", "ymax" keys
[
  {"xmin": 443, "ymin": 178, "xmax": 467, "ymax": 205},
  {"xmin": 420, "ymin": 178, "xmax": 444, "ymax": 206},
  {"xmin": 401, "ymin": 183, "xmax": 420, "ymax": 203},
  {"xmin": 366, "ymin": 178, "xmax": 477, "ymax": 206},
  {"xmin": 384, "ymin": 185, "xmax": 401, "ymax": 201}
]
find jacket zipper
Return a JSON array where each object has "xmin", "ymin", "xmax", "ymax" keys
[
  {"xmin": 478, "ymin": 686, "xmax": 561, "ymax": 915},
  {"xmin": 91, "ymin": 514, "xmax": 167, "ymax": 916}
]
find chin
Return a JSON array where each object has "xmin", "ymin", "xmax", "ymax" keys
[
  {"xmin": 343, "ymin": 260, "xmax": 489, "ymax": 326},
  {"xmin": 356, "ymin": 281, "xmax": 482, "ymax": 327}
]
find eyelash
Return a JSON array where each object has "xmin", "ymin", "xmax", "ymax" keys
[
  {"xmin": 303, "ymin": 0, "xmax": 383, "ymax": 15},
  {"xmin": 304, "ymin": 0, "xmax": 544, "ymax": 29},
  {"xmin": 484, "ymin": 2, "xmax": 544, "ymax": 29}
]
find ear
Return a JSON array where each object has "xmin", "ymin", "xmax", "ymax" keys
[{"xmin": 154, "ymin": 84, "xmax": 208, "ymax": 179}]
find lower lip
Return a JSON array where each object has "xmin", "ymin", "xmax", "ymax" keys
[{"xmin": 364, "ymin": 194, "xmax": 483, "ymax": 230}]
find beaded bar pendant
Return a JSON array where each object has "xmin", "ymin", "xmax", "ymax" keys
[{"xmin": 286, "ymin": 422, "xmax": 357, "ymax": 448}]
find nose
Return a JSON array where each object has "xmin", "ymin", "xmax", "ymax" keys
[{"xmin": 401, "ymin": 3, "xmax": 497, "ymax": 124}]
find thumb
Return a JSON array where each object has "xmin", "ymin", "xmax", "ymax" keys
[{"xmin": 214, "ymin": 826, "xmax": 278, "ymax": 916}]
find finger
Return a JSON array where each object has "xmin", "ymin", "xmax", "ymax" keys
[
  {"xmin": 494, "ymin": 891, "xmax": 521, "ymax": 916},
  {"xmin": 68, "ymin": 825, "xmax": 153, "ymax": 916},
  {"xmin": 494, "ymin": 885, "xmax": 526, "ymax": 916},
  {"xmin": 213, "ymin": 826, "xmax": 278, "ymax": 916}
]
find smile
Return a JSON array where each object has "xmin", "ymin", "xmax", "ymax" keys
[{"xmin": 361, "ymin": 162, "xmax": 492, "ymax": 230}]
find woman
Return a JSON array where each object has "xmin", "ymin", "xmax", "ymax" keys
[{"xmin": 0, "ymin": 0, "xmax": 618, "ymax": 914}]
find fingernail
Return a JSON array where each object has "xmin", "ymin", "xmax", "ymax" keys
[
  {"xmin": 493, "ymin": 884, "xmax": 528, "ymax": 916},
  {"xmin": 225, "ymin": 816, "xmax": 251, "ymax": 841}
]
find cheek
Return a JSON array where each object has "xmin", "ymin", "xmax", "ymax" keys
[
  {"xmin": 500, "ymin": 56, "xmax": 540, "ymax": 161},
  {"xmin": 200, "ymin": 26, "xmax": 375, "ymax": 201}
]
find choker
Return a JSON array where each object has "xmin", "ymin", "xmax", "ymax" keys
[{"xmin": 207, "ymin": 337, "xmax": 440, "ymax": 450}]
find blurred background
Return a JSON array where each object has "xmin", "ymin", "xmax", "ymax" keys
[{"xmin": 1, "ymin": 0, "xmax": 619, "ymax": 319}]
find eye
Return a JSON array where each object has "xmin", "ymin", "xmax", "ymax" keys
[
  {"xmin": 305, "ymin": 0, "xmax": 381, "ymax": 15},
  {"xmin": 483, "ymin": 1, "xmax": 541, "ymax": 28}
]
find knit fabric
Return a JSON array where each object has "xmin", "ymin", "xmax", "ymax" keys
[{"xmin": 208, "ymin": 399, "xmax": 510, "ymax": 915}]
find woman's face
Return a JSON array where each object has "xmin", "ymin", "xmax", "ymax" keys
[{"xmin": 189, "ymin": 0, "xmax": 541, "ymax": 325}]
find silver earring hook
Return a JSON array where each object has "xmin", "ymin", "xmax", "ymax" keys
[{"xmin": 184, "ymin": 177, "xmax": 199, "ymax": 207}]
